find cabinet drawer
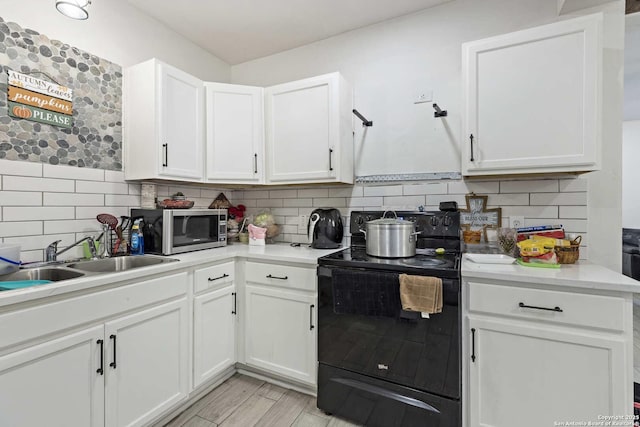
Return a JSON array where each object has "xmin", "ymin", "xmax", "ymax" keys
[
  {"xmin": 468, "ymin": 281, "xmax": 625, "ymax": 332},
  {"xmin": 194, "ymin": 262, "xmax": 234, "ymax": 293},
  {"xmin": 245, "ymin": 262, "xmax": 316, "ymax": 291}
]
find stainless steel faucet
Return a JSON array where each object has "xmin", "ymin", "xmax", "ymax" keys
[{"xmin": 46, "ymin": 236, "xmax": 97, "ymax": 262}]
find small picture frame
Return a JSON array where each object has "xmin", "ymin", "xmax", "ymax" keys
[{"xmin": 460, "ymin": 193, "xmax": 502, "ymax": 243}]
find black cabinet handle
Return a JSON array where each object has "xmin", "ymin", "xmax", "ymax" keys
[
  {"xmin": 162, "ymin": 143, "xmax": 168, "ymax": 167},
  {"xmin": 232, "ymin": 292, "xmax": 237, "ymax": 315},
  {"xmin": 208, "ymin": 273, "xmax": 229, "ymax": 282},
  {"xmin": 109, "ymin": 334, "xmax": 117, "ymax": 369},
  {"xmin": 329, "ymin": 148, "xmax": 334, "ymax": 171},
  {"xmin": 254, "ymin": 153, "xmax": 258, "ymax": 174},
  {"xmin": 471, "ymin": 328, "xmax": 476, "ymax": 363},
  {"xmin": 310, "ymin": 304, "xmax": 315, "ymax": 330},
  {"xmin": 469, "ymin": 134, "xmax": 475, "ymax": 162},
  {"xmin": 97, "ymin": 339, "xmax": 104, "ymax": 375},
  {"xmin": 266, "ymin": 274, "xmax": 288, "ymax": 280},
  {"xmin": 519, "ymin": 302, "xmax": 563, "ymax": 313}
]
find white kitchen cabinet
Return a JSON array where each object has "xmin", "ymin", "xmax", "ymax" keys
[
  {"xmin": 105, "ymin": 298, "xmax": 189, "ymax": 427},
  {"xmin": 242, "ymin": 261, "xmax": 317, "ymax": 386},
  {"xmin": 461, "ymin": 13, "xmax": 602, "ymax": 176},
  {"xmin": 0, "ymin": 325, "xmax": 104, "ymax": 427},
  {"xmin": 463, "ymin": 278, "xmax": 632, "ymax": 427},
  {"xmin": 124, "ymin": 58, "xmax": 205, "ymax": 181},
  {"xmin": 193, "ymin": 262, "xmax": 236, "ymax": 388},
  {"xmin": 265, "ymin": 72, "xmax": 353, "ymax": 184},
  {"xmin": 205, "ymin": 83, "xmax": 264, "ymax": 184}
]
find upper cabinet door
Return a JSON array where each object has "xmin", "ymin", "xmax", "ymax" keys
[
  {"xmin": 159, "ymin": 64, "xmax": 205, "ymax": 180},
  {"xmin": 462, "ymin": 13, "xmax": 602, "ymax": 176},
  {"xmin": 124, "ymin": 59, "xmax": 204, "ymax": 182},
  {"xmin": 205, "ymin": 83, "xmax": 264, "ymax": 183},
  {"xmin": 265, "ymin": 73, "xmax": 353, "ymax": 184}
]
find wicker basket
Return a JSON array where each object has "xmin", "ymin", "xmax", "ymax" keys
[{"xmin": 554, "ymin": 236, "xmax": 581, "ymax": 264}]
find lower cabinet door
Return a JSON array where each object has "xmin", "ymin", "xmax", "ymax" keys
[
  {"xmin": 0, "ymin": 325, "xmax": 105, "ymax": 427},
  {"xmin": 105, "ymin": 299, "xmax": 189, "ymax": 427},
  {"xmin": 193, "ymin": 284, "xmax": 237, "ymax": 387},
  {"xmin": 467, "ymin": 316, "xmax": 628, "ymax": 427},
  {"xmin": 244, "ymin": 284, "xmax": 316, "ymax": 385}
]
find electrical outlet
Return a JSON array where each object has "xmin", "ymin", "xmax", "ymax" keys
[
  {"xmin": 510, "ymin": 216, "xmax": 525, "ymax": 229},
  {"xmin": 414, "ymin": 90, "xmax": 432, "ymax": 104},
  {"xmin": 298, "ymin": 215, "xmax": 308, "ymax": 234}
]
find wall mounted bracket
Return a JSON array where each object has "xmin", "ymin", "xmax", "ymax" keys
[
  {"xmin": 433, "ymin": 103, "xmax": 448, "ymax": 118},
  {"xmin": 352, "ymin": 109, "xmax": 373, "ymax": 127}
]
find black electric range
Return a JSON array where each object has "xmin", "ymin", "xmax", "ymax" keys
[{"xmin": 317, "ymin": 210, "xmax": 462, "ymax": 427}]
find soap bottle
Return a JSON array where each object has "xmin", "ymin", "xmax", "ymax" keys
[{"xmin": 131, "ymin": 220, "xmax": 144, "ymax": 255}]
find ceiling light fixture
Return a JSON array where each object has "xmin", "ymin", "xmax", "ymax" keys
[{"xmin": 56, "ymin": 0, "xmax": 91, "ymax": 20}]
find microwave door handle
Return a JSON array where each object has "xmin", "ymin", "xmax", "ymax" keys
[{"xmin": 182, "ymin": 216, "xmax": 189, "ymax": 235}]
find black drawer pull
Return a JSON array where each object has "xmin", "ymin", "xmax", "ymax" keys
[
  {"xmin": 266, "ymin": 274, "xmax": 288, "ymax": 280},
  {"xmin": 310, "ymin": 304, "xmax": 315, "ymax": 331},
  {"xmin": 109, "ymin": 334, "xmax": 117, "ymax": 369},
  {"xmin": 469, "ymin": 134, "xmax": 475, "ymax": 162},
  {"xmin": 471, "ymin": 328, "xmax": 476, "ymax": 363},
  {"xmin": 254, "ymin": 153, "xmax": 258, "ymax": 174},
  {"xmin": 329, "ymin": 148, "xmax": 334, "ymax": 171},
  {"xmin": 97, "ymin": 339, "xmax": 104, "ymax": 375},
  {"xmin": 232, "ymin": 292, "xmax": 237, "ymax": 315},
  {"xmin": 519, "ymin": 302, "xmax": 563, "ymax": 313},
  {"xmin": 208, "ymin": 273, "xmax": 229, "ymax": 282}
]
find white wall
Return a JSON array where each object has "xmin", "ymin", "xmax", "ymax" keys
[
  {"xmin": 0, "ymin": 0, "xmax": 230, "ymax": 81},
  {"xmin": 231, "ymin": 0, "xmax": 625, "ymax": 271},
  {"xmin": 623, "ymin": 121, "xmax": 640, "ymax": 229}
]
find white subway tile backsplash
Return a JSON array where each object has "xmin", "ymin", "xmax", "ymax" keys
[
  {"xmin": 44, "ymin": 219, "xmax": 102, "ymax": 235},
  {"xmin": 447, "ymin": 180, "xmax": 499, "ymax": 194},
  {"xmin": 104, "ymin": 194, "xmax": 141, "ymax": 207},
  {"xmin": 329, "ymin": 186, "xmax": 363, "ymax": 198},
  {"xmin": 298, "ymin": 189, "xmax": 329, "ymax": 198},
  {"xmin": 76, "ymin": 181, "xmax": 128, "ymax": 195},
  {"xmin": 4, "ymin": 207, "xmax": 74, "ymax": 221},
  {"xmin": 347, "ymin": 197, "xmax": 383, "ymax": 207},
  {"xmin": 270, "ymin": 189, "xmax": 298, "ymax": 199},
  {"xmin": 128, "ymin": 184, "xmax": 141, "ymax": 195},
  {"xmin": 3, "ymin": 176, "xmax": 74, "ymax": 193},
  {"xmin": 43, "ymin": 164, "xmax": 104, "ymax": 181},
  {"xmin": 43, "ymin": 193, "xmax": 104, "ymax": 206},
  {"xmin": 559, "ymin": 178, "xmax": 588, "ymax": 192},
  {"xmin": 313, "ymin": 197, "xmax": 347, "ymax": 208},
  {"xmin": 283, "ymin": 198, "xmax": 313, "ymax": 208},
  {"xmin": 0, "ymin": 191, "xmax": 42, "ymax": 206},
  {"xmin": 244, "ymin": 190, "xmax": 271, "ymax": 199},
  {"xmin": 403, "ymin": 183, "xmax": 447, "ymax": 196},
  {"xmin": 487, "ymin": 194, "xmax": 530, "ymax": 206},
  {"xmin": 19, "ymin": 249, "xmax": 46, "ymax": 263},
  {"xmin": 530, "ymin": 192, "xmax": 587, "ymax": 206},
  {"xmin": 0, "ymin": 221, "xmax": 43, "ymax": 238},
  {"xmin": 500, "ymin": 205, "xmax": 559, "ymax": 218},
  {"xmin": 524, "ymin": 218, "xmax": 587, "ymax": 233},
  {"xmin": 426, "ymin": 194, "xmax": 467, "ymax": 206},
  {"xmin": 500, "ymin": 179, "xmax": 559, "ymax": 193},
  {"xmin": 0, "ymin": 159, "xmax": 43, "ymax": 177},
  {"xmin": 104, "ymin": 170, "xmax": 126, "ymax": 182},
  {"xmin": 559, "ymin": 206, "xmax": 588, "ymax": 219},
  {"xmin": 168, "ymin": 186, "xmax": 202, "ymax": 198},
  {"xmin": 76, "ymin": 206, "xmax": 130, "ymax": 219},
  {"xmin": 363, "ymin": 185, "xmax": 403, "ymax": 197},
  {"xmin": 269, "ymin": 208, "xmax": 300, "ymax": 216},
  {"xmin": 4, "ymin": 233, "xmax": 76, "ymax": 251},
  {"xmin": 256, "ymin": 198, "xmax": 284, "ymax": 208},
  {"xmin": 382, "ymin": 195, "xmax": 426, "ymax": 208}
]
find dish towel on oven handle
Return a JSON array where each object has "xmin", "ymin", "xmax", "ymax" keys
[{"xmin": 399, "ymin": 274, "xmax": 443, "ymax": 315}]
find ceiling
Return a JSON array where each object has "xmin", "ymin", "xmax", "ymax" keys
[
  {"xmin": 124, "ymin": 0, "xmax": 451, "ymax": 65},
  {"xmin": 625, "ymin": 13, "xmax": 640, "ymax": 121}
]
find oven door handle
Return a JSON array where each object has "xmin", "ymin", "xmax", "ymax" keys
[{"xmin": 331, "ymin": 378, "xmax": 441, "ymax": 414}]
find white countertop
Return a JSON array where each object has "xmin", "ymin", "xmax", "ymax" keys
[
  {"xmin": 462, "ymin": 256, "xmax": 640, "ymax": 293},
  {"xmin": 0, "ymin": 243, "xmax": 342, "ymax": 309}
]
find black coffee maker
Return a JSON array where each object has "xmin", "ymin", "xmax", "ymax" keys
[{"xmin": 308, "ymin": 208, "xmax": 343, "ymax": 249}]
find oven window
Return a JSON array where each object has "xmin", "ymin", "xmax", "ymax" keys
[{"xmin": 171, "ymin": 215, "xmax": 219, "ymax": 247}]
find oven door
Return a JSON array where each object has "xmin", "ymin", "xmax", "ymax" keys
[{"xmin": 317, "ymin": 265, "xmax": 460, "ymax": 400}]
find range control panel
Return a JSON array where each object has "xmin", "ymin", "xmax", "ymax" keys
[{"xmin": 350, "ymin": 211, "xmax": 461, "ymax": 239}]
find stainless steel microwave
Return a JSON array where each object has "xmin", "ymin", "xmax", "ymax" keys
[{"xmin": 131, "ymin": 208, "xmax": 227, "ymax": 255}]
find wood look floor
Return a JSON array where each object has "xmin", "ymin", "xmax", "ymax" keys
[{"xmin": 163, "ymin": 374, "xmax": 359, "ymax": 427}]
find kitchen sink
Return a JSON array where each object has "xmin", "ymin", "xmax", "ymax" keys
[
  {"xmin": 0, "ymin": 268, "xmax": 85, "ymax": 282},
  {"xmin": 66, "ymin": 255, "xmax": 178, "ymax": 273}
]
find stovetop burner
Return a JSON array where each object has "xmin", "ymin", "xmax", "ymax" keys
[{"xmin": 400, "ymin": 257, "xmax": 448, "ymax": 267}]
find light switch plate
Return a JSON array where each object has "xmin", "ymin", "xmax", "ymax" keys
[
  {"xmin": 510, "ymin": 216, "xmax": 525, "ymax": 229},
  {"xmin": 298, "ymin": 215, "xmax": 308, "ymax": 234}
]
